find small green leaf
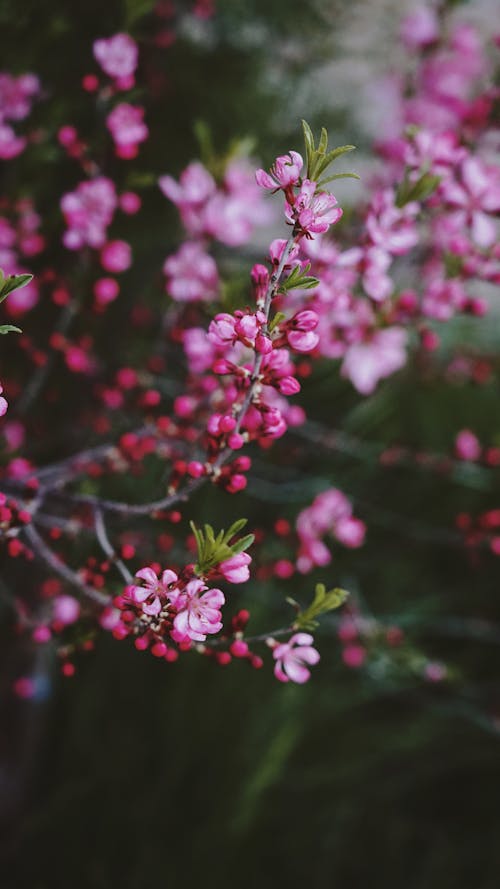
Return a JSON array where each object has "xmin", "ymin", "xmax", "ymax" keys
[
  {"xmin": 0, "ymin": 324, "xmax": 22, "ymax": 334},
  {"xmin": 294, "ymin": 584, "xmax": 349, "ymax": 630},
  {"xmin": 268, "ymin": 311, "xmax": 286, "ymax": 333},
  {"xmin": 231, "ymin": 534, "xmax": 255, "ymax": 554},
  {"xmin": 0, "ymin": 272, "xmax": 33, "ymax": 304},
  {"xmin": 317, "ymin": 172, "xmax": 360, "ymax": 186},
  {"xmin": 318, "ymin": 126, "xmax": 328, "ymax": 156}
]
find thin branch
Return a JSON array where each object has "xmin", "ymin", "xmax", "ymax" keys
[
  {"xmin": 23, "ymin": 524, "xmax": 110, "ymax": 606},
  {"xmin": 94, "ymin": 507, "xmax": 133, "ymax": 584}
]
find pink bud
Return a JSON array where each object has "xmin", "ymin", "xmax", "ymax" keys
[
  {"xmin": 278, "ymin": 376, "xmax": 300, "ymax": 395},
  {"xmin": 455, "ymin": 429, "xmax": 481, "ymax": 462},
  {"xmin": 230, "ymin": 639, "xmax": 249, "ymax": 658}
]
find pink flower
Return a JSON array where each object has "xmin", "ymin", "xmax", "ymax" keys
[
  {"xmin": 273, "ymin": 633, "xmax": 320, "ymax": 683},
  {"xmin": 61, "ymin": 177, "xmax": 117, "ymax": 250},
  {"xmin": 100, "ymin": 240, "xmax": 132, "ymax": 273},
  {"xmin": 400, "ymin": 7, "xmax": 439, "ymax": 50},
  {"xmin": 341, "ymin": 327, "xmax": 407, "ymax": 395},
  {"xmin": 173, "ymin": 579, "xmax": 225, "ymax": 642},
  {"xmin": 285, "ymin": 180, "xmax": 342, "ymax": 237},
  {"xmin": 0, "ymin": 123, "xmax": 26, "ymax": 159},
  {"xmin": 106, "ymin": 103, "xmax": 148, "ymax": 157},
  {"xmin": 455, "ymin": 429, "xmax": 481, "ymax": 462},
  {"xmin": 163, "ymin": 241, "xmax": 219, "ymax": 302},
  {"xmin": 255, "ymin": 150, "xmax": 303, "ymax": 190},
  {"xmin": 0, "ymin": 72, "xmax": 39, "ymax": 121},
  {"xmin": 159, "ymin": 162, "xmax": 216, "ymax": 236},
  {"xmin": 218, "ymin": 552, "xmax": 251, "ymax": 583},
  {"xmin": 53, "ymin": 595, "xmax": 80, "ymax": 625},
  {"xmin": 441, "ymin": 157, "xmax": 500, "ymax": 248},
  {"xmin": 93, "ymin": 33, "xmax": 138, "ymax": 81},
  {"xmin": 131, "ymin": 567, "xmax": 179, "ymax": 616},
  {"xmin": 0, "ymin": 384, "xmax": 8, "ymax": 417},
  {"xmin": 285, "ymin": 310, "xmax": 320, "ymax": 352}
]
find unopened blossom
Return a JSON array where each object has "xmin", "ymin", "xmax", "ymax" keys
[
  {"xmin": 93, "ymin": 33, "xmax": 138, "ymax": 81},
  {"xmin": 163, "ymin": 241, "xmax": 219, "ymax": 302},
  {"xmin": 131, "ymin": 567, "xmax": 179, "ymax": 616},
  {"xmin": 284, "ymin": 310, "xmax": 320, "ymax": 353},
  {"xmin": 173, "ymin": 579, "xmax": 224, "ymax": 642},
  {"xmin": 285, "ymin": 180, "xmax": 342, "ymax": 238},
  {"xmin": 273, "ymin": 633, "xmax": 320, "ymax": 684},
  {"xmin": 255, "ymin": 150, "xmax": 303, "ymax": 190},
  {"xmin": 218, "ymin": 552, "xmax": 251, "ymax": 584}
]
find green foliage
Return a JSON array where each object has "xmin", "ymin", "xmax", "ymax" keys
[
  {"xmin": 0, "ymin": 269, "xmax": 33, "ymax": 304},
  {"xmin": 292, "ymin": 583, "xmax": 349, "ymax": 630},
  {"xmin": 301, "ymin": 119, "xmax": 358, "ymax": 184},
  {"xmin": 190, "ymin": 518, "xmax": 254, "ymax": 576},
  {"xmin": 396, "ymin": 171, "xmax": 441, "ymax": 208},
  {"xmin": 279, "ymin": 262, "xmax": 319, "ymax": 293}
]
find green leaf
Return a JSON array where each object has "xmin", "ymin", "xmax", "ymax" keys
[
  {"xmin": 318, "ymin": 126, "xmax": 328, "ymax": 156},
  {"xmin": 190, "ymin": 518, "xmax": 254, "ymax": 576},
  {"xmin": 231, "ymin": 534, "xmax": 255, "ymax": 555},
  {"xmin": 294, "ymin": 584, "xmax": 349, "ymax": 630},
  {"xmin": 0, "ymin": 272, "xmax": 33, "ymax": 304},
  {"xmin": 301, "ymin": 119, "xmax": 316, "ymax": 176},
  {"xmin": 268, "ymin": 311, "xmax": 286, "ymax": 333},
  {"xmin": 396, "ymin": 172, "xmax": 441, "ymax": 208},
  {"xmin": 317, "ymin": 172, "xmax": 360, "ymax": 186},
  {"xmin": 0, "ymin": 324, "xmax": 22, "ymax": 334}
]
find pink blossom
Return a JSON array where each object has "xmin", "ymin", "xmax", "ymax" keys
[
  {"xmin": 255, "ymin": 150, "xmax": 303, "ymax": 190},
  {"xmin": 163, "ymin": 241, "xmax": 219, "ymax": 302},
  {"xmin": 100, "ymin": 240, "xmax": 132, "ymax": 273},
  {"xmin": 93, "ymin": 33, "xmax": 138, "ymax": 81},
  {"xmin": 400, "ymin": 7, "xmax": 439, "ymax": 51},
  {"xmin": 285, "ymin": 179, "xmax": 342, "ymax": 237},
  {"xmin": 285, "ymin": 310, "xmax": 319, "ymax": 353},
  {"xmin": 0, "ymin": 384, "xmax": 8, "ymax": 417},
  {"xmin": 273, "ymin": 633, "xmax": 320, "ymax": 683},
  {"xmin": 61, "ymin": 177, "xmax": 117, "ymax": 250},
  {"xmin": 341, "ymin": 327, "xmax": 407, "ymax": 395},
  {"xmin": 106, "ymin": 103, "xmax": 148, "ymax": 157},
  {"xmin": 159, "ymin": 162, "xmax": 216, "ymax": 236},
  {"xmin": 131, "ymin": 567, "xmax": 179, "ymax": 616},
  {"xmin": 441, "ymin": 157, "xmax": 500, "ymax": 248},
  {"xmin": 0, "ymin": 123, "xmax": 26, "ymax": 159},
  {"xmin": 0, "ymin": 72, "xmax": 39, "ymax": 121},
  {"xmin": 218, "ymin": 552, "xmax": 251, "ymax": 584},
  {"xmin": 365, "ymin": 188, "xmax": 418, "ymax": 256},
  {"xmin": 455, "ymin": 429, "xmax": 481, "ymax": 462},
  {"xmin": 53, "ymin": 595, "xmax": 80, "ymax": 625},
  {"xmin": 173, "ymin": 579, "xmax": 225, "ymax": 642},
  {"xmin": 183, "ymin": 327, "xmax": 217, "ymax": 373}
]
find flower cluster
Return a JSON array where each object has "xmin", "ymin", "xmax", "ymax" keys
[{"xmin": 296, "ymin": 488, "xmax": 366, "ymax": 574}]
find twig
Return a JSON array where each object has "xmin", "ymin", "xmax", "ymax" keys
[{"xmin": 23, "ymin": 524, "xmax": 110, "ymax": 606}]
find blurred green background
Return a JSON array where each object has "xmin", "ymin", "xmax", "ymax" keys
[{"xmin": 2, "ymin": 0, "xmax": 500, "ymax": 886}]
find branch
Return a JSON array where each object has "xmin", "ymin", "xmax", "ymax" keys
[{"xmin": 23, "ymin": 524, "xmax": 111, "ymax": 606}]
